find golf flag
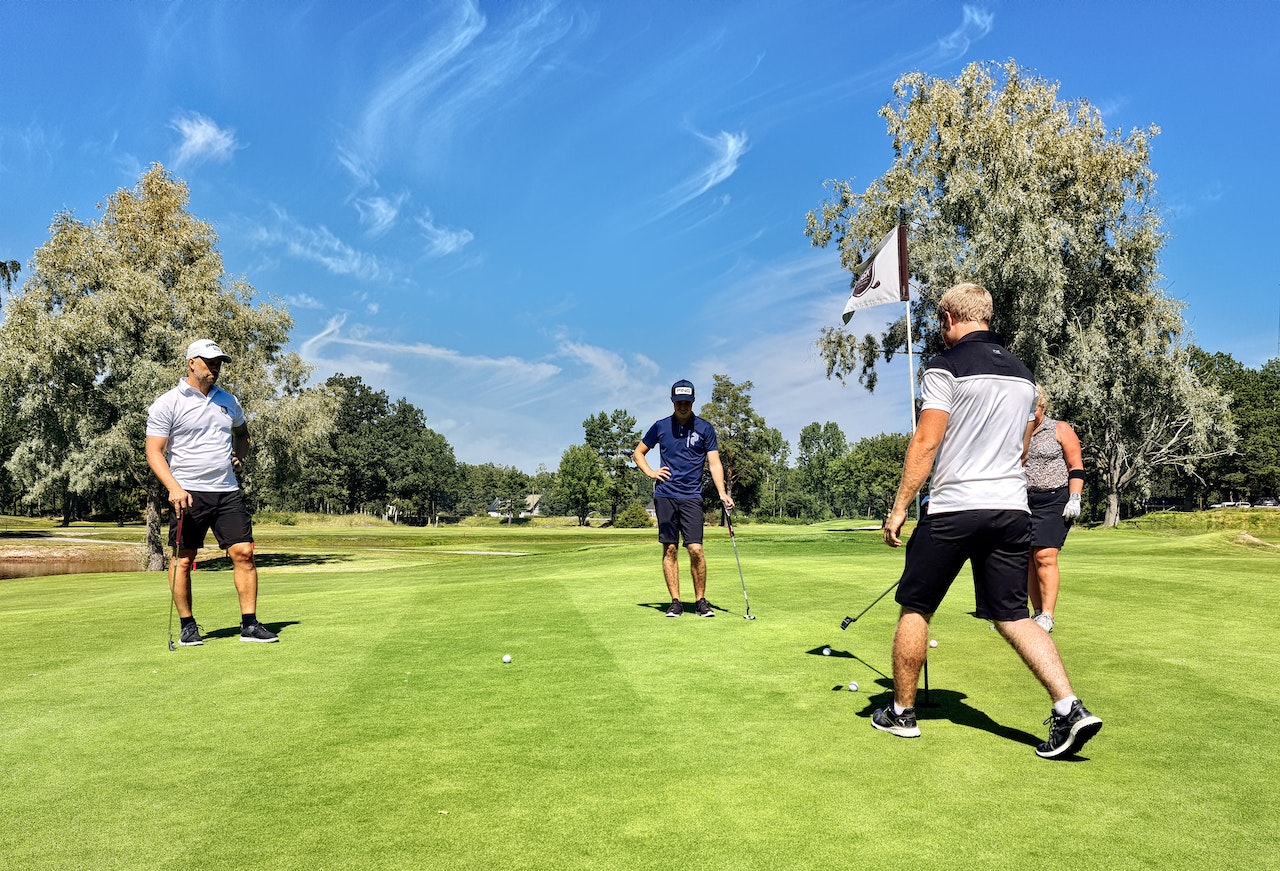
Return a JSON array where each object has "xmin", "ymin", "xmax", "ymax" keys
[{"xmin": 841, "ymin": 223, "xmax": 909, "ymax": 324}]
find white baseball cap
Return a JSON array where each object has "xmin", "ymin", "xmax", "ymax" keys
[{"xmin": 185, "ymin": 339, "xmax": 231, "ymax": 362}]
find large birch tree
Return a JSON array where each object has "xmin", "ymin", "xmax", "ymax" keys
[
  {"xmin": 806, "ymin": 60, "xmax": 1233, "ymax": 525},
  {"xmin": 0, "ymin": 165, "xmax": 305, "ymax": 564}
]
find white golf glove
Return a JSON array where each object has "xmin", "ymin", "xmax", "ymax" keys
[{"xmin": 1062, "ymin": 493, "xmax": 1081, "ymax": 520}]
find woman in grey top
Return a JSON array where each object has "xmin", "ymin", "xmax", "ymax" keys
[{"xmin": 1025, "ymin": 388, "xmax": 1085, "ymax": 633}]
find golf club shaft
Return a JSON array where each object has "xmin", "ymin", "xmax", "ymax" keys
[
  {"xmin": 725, "ymin": 508, "xmax": 751, "ymax": 615},
  {"xmin": 841, "ymin": 580, "xmax": 899, "ymax": 628},
  {"xmin": 167, "ymin": 508, "xmax": 183, "ymax": 650}
]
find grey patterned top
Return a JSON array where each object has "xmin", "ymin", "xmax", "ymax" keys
[{"xmin": 1025, "ymin": 417, "xmax": 1068, "ymax": 491}]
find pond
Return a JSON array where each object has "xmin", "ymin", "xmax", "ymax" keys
[{"xmin": 1, "ymin": 555, "xmax": 147, "ymax": 580}]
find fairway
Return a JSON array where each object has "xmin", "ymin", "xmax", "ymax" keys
[{"xmin": 2, "ymin": 520, "xmax": 1278, "ymax": 869}]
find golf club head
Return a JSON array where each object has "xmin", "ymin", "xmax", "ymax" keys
[
  {"xmin": 168, "ymin": 640, "xmax": 176, "ymax": 651},
  {"xmin": 744, "ymin": 613, "xmax": 756, "ymax": 620},
  {"xmin": 840, "ymin": 616, "xmax": 854, "ymax": 630}
]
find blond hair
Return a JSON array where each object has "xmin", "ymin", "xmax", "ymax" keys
[
  {"xmin": 938, "ymin": 282, "xmax": 993, "ymax": 325},
  {"xmin": 1035, "ymin": 385, "xmax": 1050, "ymax": 413}
]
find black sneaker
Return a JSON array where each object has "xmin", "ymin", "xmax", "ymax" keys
[
  {"xmin": 1036, "ymin": 699, "xmax": 1102, "ymax": 758},
  {"xmin": 871, "ymin": 704, "xmax": 921, "ymax": 738},
  {"xmin": 178, "ymin": 623, "xmax": 204, "ymax": 647},
  {"xmin": 695, "ymin": 598, "xmax": 715, "ymax": 618},
  {"xmin": 664, "ymin": 599, "xmax": 683, "ymax": 617},
  {"xmin": 240, "ymin": 622, "xmax": 280, "ymax": 643}
]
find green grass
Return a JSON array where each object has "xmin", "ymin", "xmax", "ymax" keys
[{"xmin": 2, "ymin": 519, "xmax": 1278, "ymax": 869}]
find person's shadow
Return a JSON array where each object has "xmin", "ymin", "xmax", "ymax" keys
[
  {"xmin": 203, "ymin": 620, "xmax": 300, "ymax": 640},
  {"xmin": 851, "ymin": 678, "xmax": 1051, "ymax": 750}
]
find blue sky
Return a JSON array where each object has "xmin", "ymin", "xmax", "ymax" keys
[{"xmin": 2, "ymin": 1, "xmax": 1278, "ymax": 472}]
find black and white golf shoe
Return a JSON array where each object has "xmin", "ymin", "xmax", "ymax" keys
[
  {"xmin": 1035, "ymin": 699, "xmax": 1102, "ymax": 758},
  {"xmin": 871, "ymin": 704, "xmax": 920, "ymax": 738},
  {"xmin": 664, "ymin": 599, "xmax": 683, "ymax": 618},
  {"xmin": 240, "ymin": 622, "xmax": 280, "ymax": 643},
  {"xmin": 178, "ymin": 623, "xmax": 204, "ymax": 647},
  {"xmin": 695, "ymin": 598, "xmax": 715, "ymax": 618}
]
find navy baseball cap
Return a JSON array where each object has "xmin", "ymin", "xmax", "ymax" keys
[{"xmin": 670, "ymin": 380, "xmax": 695, "ymax": 402}]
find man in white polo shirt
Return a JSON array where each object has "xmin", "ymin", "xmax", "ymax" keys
[
  {"xmin": 871, "ymin": 283, "xmax": 1100, "ymax": 758},
  {"xmin": 145, "ymin": 339, "xmax": 278, "ymax": 645}
]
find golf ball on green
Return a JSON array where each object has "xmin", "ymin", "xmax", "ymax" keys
[
  {"xmin": 822, "ymin": 647, "xmax": 831, "ymax": 656},
  {"xmin": 929, "ymin": 639, "xmax": 938, "ymax": 648},
  {"xmin": 848, "ymin": 681, "xmax": 859, "ymax": 692},
  {"xmin": 502, "ymin": 654, "xmax": 512, "ymax": 663}
]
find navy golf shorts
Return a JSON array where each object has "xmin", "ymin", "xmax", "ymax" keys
[
  {"xmin": 655, "ymin": 496, "xmax": 704, "ymax": 547},
  {"xmin": 1028, "ymin": 486, "xmax": 1071, "ymax": 549},
  {"xmin": 895, "ymin": 509, "xmax": 1031, "ymax": 622}
]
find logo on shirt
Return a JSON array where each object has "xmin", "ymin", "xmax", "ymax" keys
[{"xmin": 217, "ymin": 405, "xmax": 230, "ymax": 416}]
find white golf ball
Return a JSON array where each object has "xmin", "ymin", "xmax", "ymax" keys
[
  {"xmin": 502, "ymin": 654, "xmax": 512, "ymax": 663},
  {"xmin": 848, "ymin": 681, "xmax": 859, "ymax": 692},
  {"xmin": 822, "ymin": 647, "xmax": 831, "ymax": 656},
  {"xmin": 929, "ymin": 639, "xmax": 938, "ymax": 648}
]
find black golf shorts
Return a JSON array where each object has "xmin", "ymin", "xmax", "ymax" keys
[
  {"xmin": 655, "ymin": 496, "xmax": 704, "ymax": 547},
  {"xmin": 170, "ymin": 490, "xmax": 254, "ymax": 551},
  {"xmin": 1028, "ymin": 487, "xmax": 1071, "ymax": 549},
  {"xmin": 895, "ymin": 509, "xmax": 1031, "ymax": 622}
]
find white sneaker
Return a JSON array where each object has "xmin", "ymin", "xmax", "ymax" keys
[{"xmin": 1033, "ymin": 612, "xmax": 1055, "ymax": 633}]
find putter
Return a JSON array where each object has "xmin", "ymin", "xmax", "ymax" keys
[
  {"xmin": 840, "ymin": 580, "xmax": 899, "ymax": 630},
  {"xmin": 724, "ymin": 508, "xmax": 755, "ymax": 619},
  {"xmin": 166, "ymin": 509, "xmax": 183, "ymax": 651}
]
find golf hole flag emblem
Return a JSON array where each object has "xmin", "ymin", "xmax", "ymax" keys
[{"xmin": 841, "ymin": 223, "xmax": 910, "ymax": 324}]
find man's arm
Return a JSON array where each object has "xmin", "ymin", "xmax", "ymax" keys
[
  {"xmin": 706, "ymin": 449, "xmax": 734, "ymax": 511},
  {"xmin": 633, "ymin": 441, "xmax": 669, "ymax": 482},
  {"xmin": 883, "ymin": 408, "xmax": 949, "ymax": 547},
  {"xmin": 145, "ymin": 435, "xmax": 192, "ymax": 512},
  {"xmin": 231, "ymin": 423, "xmax": 251, "ymax": 474}
]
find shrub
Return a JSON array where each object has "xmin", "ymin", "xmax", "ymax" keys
[{"xmin": 615, "ymin": 502, "xmax": 654, "ymax": 528}]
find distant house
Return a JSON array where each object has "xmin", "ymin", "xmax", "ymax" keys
[{"xmin": 487, "ymin": 494, "xmax": 542, "ymax": 519}]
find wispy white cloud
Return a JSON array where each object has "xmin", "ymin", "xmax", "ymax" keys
[
  {"xmin": 355, "ymin": 193, "xmax": 409, "ymax": 237},
  {"xmin": 936, "ymin": 5, "xmax": 995, "ymax": 61},
  {"xmin": 347, "ymin": 0, "xmax": 583, "ymax": 175},
  {"xmin": 301, "ymin": 314, "xmax": 560, "ymax": 382},
  {"xmin": 284, "ymin": 293, "xmax": 326, "ymax": 310},
  {"xmin": 170, "ymin": 112, "xmax": 240, "ymax": 168},
  {"xmin": 417, "ymin": 211, "xmax": 475, "ymax": 257},
  {"xmin": 557, "ymin": 340, "xmax": 652, "ymax": 397},
  {"xmin": 248, "ymin": 206, "xmax": 387, "ymax": 280},
  {"xmin": 648, "ymin": 129, "xmax": 748, "ymax": 222}
]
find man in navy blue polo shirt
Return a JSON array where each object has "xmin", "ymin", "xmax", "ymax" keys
[
  {"xmin": 872, "ymin": 284, "xmax": 1101, "ymax": 758},
  {"xmin": 634, "ymin": 380, "xmax": 734, "ymax": 618}
]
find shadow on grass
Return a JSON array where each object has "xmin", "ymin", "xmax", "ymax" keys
[
  {"xmin": 848, "ymin": 678, "xmax": 1043, "ymax": 748},
  {"xmin": 202, "ymin": 620, "xmax": 300, "ymax": 641},
  {"xmin": 637, "ymin": 600, "xmax": 742, "ymax": 617},
  {"xmin": 0, "ymin": 530, "xmax": 54, "ymax": 538},
  {"xmin": 194, "ymin": 552, "xmax": 353, "ymax": 570},
  {"xmin": 808, "ymin": 645, "xmax": 891, "ymax": 680}
]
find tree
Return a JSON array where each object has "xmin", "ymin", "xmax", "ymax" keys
[
  {"xmin": 553, "ymin": 443, "xmax": 606, "ymax": 526},
  {"xmin": 0, "ymin": 259, "xmax": 20, "ymax": 294},
  {"xmin": 1185, "ymin": 351, "xmax": 1280, "ymax": 504},
  {"xmin": 806, "ymin": 60, "xmax": 1232, "ymax": 525},
  {"xmin": 697, "ymin": 375, "xmax": 778, "ymax": 514},
  {"xmin": 0, "ymin": 165, "xmax": 299, "ymax": 566},
  {"xmin": 583, "ymin": 409, "xmax": 641, "ymax": 525},
  {"xmin": 794, "ymin": 421, "xmax": 848, "ymax": 518},
  {"xmin": 830, "ymin": 432, "xmax": 911, "ymax": 519},
  {"xmin": 383, "ymin": 398, "xmax": 459, "ymax": 525}
]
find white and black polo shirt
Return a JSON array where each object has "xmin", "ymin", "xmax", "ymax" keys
[
  {"xmin": 920, "ymin": 331, "xmax": 1036, "ymax": 515},
  {"xmin": 146, "ymin": 381, "xmax": 245, "ymax": 492}
]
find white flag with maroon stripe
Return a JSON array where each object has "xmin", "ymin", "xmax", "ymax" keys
[{"xmin": 841, "ymin": 224, "xmax": 909, "ymax": 324}]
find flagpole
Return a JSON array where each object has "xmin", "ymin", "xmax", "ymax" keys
[{"xmin": 905, "ymin": 297, "xmax": 917, "ymax": 434}]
